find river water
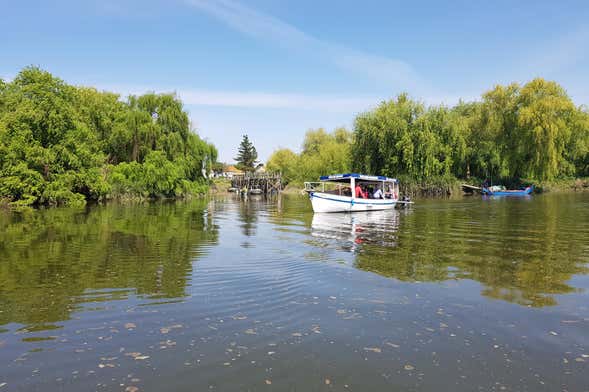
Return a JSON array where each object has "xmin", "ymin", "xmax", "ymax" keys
[{"xmin": 1, "ymin": 193, "xmax": 588, "ymax": 391}]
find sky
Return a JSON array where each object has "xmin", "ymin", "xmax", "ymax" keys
[{"xmin": 2, "ymin": 0, "xmax": 589, "ymax": 162}]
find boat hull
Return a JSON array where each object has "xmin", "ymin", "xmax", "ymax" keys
[
  {"xmin": 482, "ymin": 186, "xmax": 534, "ymax": 196},
  {"xmin": 309, "ymin": 192, "xmax": 396, "ymax": 213}
]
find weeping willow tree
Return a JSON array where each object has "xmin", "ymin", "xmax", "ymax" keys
[
  {"xmin": 351, "ymin": 79, "xmax": 589, "ymax": 184},
  {"xmin": 352, "ymin": 94, "xmax": 468, "ymax": 181},
  {"xmin": 0, "ymin": 66, "xmax": 217, "ymax": 206}
]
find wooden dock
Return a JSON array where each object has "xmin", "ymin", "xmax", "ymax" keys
[
  {"xmin": 461, "ymin": 183, "xmax": 482, "ymax": 194},
  {"xmin": 231, "ymin": 173, "xmax": 282, "ymax": 195}
]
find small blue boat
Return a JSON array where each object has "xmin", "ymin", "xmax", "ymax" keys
[{"xmin": 482, "ymin": 185, "xmax": 534, "ymax": 196}]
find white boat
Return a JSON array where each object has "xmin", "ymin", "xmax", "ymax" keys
[{"xmin": 304, "ymin": 173, "xmax": 399, "ymax": 213}]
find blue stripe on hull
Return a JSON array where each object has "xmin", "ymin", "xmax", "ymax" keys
[{"xmin": 310, "ymin": 193, "xmax": 395, "ymax": 206}]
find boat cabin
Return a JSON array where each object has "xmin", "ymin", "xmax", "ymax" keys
[{"xmin": 305, "ymin": 173, "xmax": 399, "ymax": 200}]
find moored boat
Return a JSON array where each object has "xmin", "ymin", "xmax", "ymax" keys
[
  {"xmin": 482, "ymin": 185, "xmax": 534, "ymax": 196},
  {"xmin": 304, "ymin": 173, "xmax": 401, "ymax": 213}
]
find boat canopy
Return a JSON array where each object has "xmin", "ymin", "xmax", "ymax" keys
[{"xmin": 319, "ymin": 173, "xmax": 397, "ymax": 183}]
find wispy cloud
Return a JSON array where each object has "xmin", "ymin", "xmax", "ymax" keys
[
  {"xmin": 184, "ymin": 0, "xmax": 427, "ymax": 93},
  {"xmin": 177, "ymin": 89, "xmax": 380, "ymax": 111},
  {"xmin": 95, "ymin": 81, "xmax": 381, "ymax": 112}
]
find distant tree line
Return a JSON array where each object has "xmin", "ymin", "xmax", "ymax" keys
[
  {"xmin": 267, "ymin": 78, "xmax": 589, "ymax": 187},
  {"xmin": 267, "ymin": 127, "xmax": 352, "ymax": 185},
  {"xmin": 0, "ymin": 67, "xmax": 217, "ymax": 206}
]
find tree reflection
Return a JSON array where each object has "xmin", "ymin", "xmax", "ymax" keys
[
  {"xmin": 317, "ymin": 196, "xmax": 589, "ymax": 307},
  {"xmin": 237, "ymin": 196, "xmax": 265, "ymax": 237},
  {"xmin": 0, "ymin": 201, "xmax": 218, "ymax": 326}
]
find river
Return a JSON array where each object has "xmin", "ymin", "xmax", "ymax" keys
[{"xmin": 1, "ymin": 193, "xmax": 588, "ymax": 391}]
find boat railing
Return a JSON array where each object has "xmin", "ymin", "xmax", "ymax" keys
[{"xmin": 304, "ymin": 182, "xmax": 325, "ymax": 193}]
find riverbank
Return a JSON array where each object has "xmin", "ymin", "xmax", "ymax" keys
[{"xmin": 533, "ymin": 177, "xmax": 589, "ymax": 193}]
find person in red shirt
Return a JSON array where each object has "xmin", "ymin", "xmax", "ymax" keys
[{"xmin": 355, "ymin": 184, "xmax": 365, "ymax": 198}]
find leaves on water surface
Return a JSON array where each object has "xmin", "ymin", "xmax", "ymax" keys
[
  {"xmin": 125, "ymin": 352, "xmax": 149, "ymax": 360},
  {"xmin": 364, "ymin": 347, "xmax": 382, "ymax": 353},
  {"xmin": 160, "ymin": 324, "xmax": 183, "ymax": 334}
]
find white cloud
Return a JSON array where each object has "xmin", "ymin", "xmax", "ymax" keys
[
  {"xmin": 184, "ymin": 0, "xmax": 427, "ymax": 93},
  {"xmin": 177, "ymin": 89, "xmax": 380, "ymax": 112},
  {"xmin": 94, "ymin": 79, "xmax": 474, "ymax": 113}
]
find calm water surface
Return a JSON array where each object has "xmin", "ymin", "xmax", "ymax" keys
[{"xmin": 1, "ymin": 193, "xmax": 588, "ymax": 391}]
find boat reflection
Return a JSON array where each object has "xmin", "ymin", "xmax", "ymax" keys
[{"xmin": 310, "ymin": 209, "xmax": 404, "ymax": 252}]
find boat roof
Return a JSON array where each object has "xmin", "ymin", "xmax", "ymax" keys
[{"xmin": 319, "ymin": 173, "xmax": 398, "ymax": 183}]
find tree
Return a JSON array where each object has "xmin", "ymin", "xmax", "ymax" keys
[
  {"xmin": 351, "ymin": 82, "xmax": 588, "ymax": 183},
  {"xmin": 266, "ymin": 128, "xmax": 352, "ymax": 185},
  {"xmin": 234, "ymin": 134, "xmax": 259, "ymax": 172},
  {"xmin": 0, "ymin": 66, "xmax": 217, "ymax": 206},
  {"xmin": 517, "ymin": 78, "xmax": 576, "ymax": 180},
  {"xmin": 266, "ymin": 148, "xmax": 298, "ymax": 182}
]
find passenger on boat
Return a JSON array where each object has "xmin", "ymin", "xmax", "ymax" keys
[
  {"xmin": 364, "ymin": 185, "xmax": 371, "ymax": 198},
  {"xmin": 356, "ymin": 185, "xmax": 368, "ymax": 199},
  {"xmin": 355, "ymin": 184, "xmax": 367, "ymax": 198},
  {"xmin": 373, "ymin": 187, "xmax": 384, "ymax": 199}
]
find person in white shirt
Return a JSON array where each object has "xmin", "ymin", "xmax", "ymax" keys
[{"xmin": 373, "ymin": 187, "xmax": 384, "ymax": 199}]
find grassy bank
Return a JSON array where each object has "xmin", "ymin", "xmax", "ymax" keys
[
  {"xmin": 210, "ymin": 178, "xmax": 232, "ymax": 194},
  {"xmin": 533, "ymin": 177, "xmax": 589, "ymax": 193}
]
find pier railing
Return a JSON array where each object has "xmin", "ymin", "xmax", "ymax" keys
[{"xmin": 231, "ymin": 173, "xmax": 282, "ymax": 194}]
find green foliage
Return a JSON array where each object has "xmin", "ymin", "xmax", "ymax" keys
[
  {"xmin": 352, "ymin": 79, "xmax": 589, "ymax": 183},
  {"xmin": 0, "ymin": 67, "xmax": 215, "ymax": 206},
  {"xmin": 265, "ymin": 148, "xmax": 298, "ymax": 181},
  {"xmin": 234, "ymin": 134, "xmax": 259, "ymax": 172},
  {"xmin": 266, "ymin": 127, "xmax": 352, "ymax": 185}
]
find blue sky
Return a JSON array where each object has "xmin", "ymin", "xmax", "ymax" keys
[{"xmin": 2, "ymin": 0, "xmax": 589, "ymax": 162}]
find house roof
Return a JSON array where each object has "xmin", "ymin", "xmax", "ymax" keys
[{"xmin": 225, "ymin": 165, "xmax": 243, "ymax": 173}]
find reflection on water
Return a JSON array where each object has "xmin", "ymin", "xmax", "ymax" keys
[
  {"xmin": 1, "ymin": 194, "xmax": 588, "ymax": 391},
  {"xmin": 307, "ymin": 195, "xmax": 589, "ymax": 307},
  {"xmin": 0, "ymin": 201, "xmax": 218, "ymax": 328},
  {"xmin": 349, "ymin": 195, "xmax": 589, "ymax": 307},
  {"xmin": 311, "ymin": 209, "xmax": 402, "ymax": 252}
]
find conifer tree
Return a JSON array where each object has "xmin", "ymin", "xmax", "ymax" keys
[{"xmin": 234, "ymin": 134, "xmax": 259, "ymax": 172}]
